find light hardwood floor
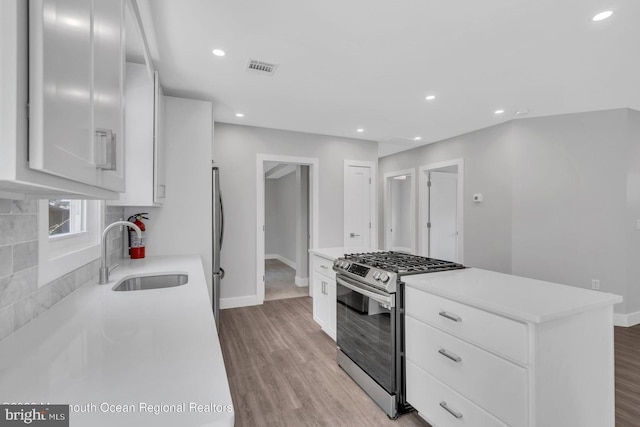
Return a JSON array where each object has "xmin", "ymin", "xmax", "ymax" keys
[
  {"xmin": 219, "ymin": 296, "xmax": 429, "ymax": 427},
  {"xmin": 219, "ymin": 296, "xmax": 640, "ymax": 426},
  {"xmin": 265, "ymin": 259, "xmax": 309, "ymax": 301},
  {"xmin": 615, "ymin": 324, "xmax": 640, "ymax": 426}
]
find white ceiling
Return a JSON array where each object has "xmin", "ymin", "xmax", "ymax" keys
[{"xmin": 139, "ymin": 0, "xmax": 640, "ymax": 157}]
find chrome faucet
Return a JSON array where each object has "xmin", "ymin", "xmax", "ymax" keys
[{"xmin": 99, "ymin": 221, "xmax": 142, "ymax": 285}]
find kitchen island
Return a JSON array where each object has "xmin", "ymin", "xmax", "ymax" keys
[
  {"xmin": 0, "ymin": 255, "xmax": 234, "ymax": 427},
  {"xmin": 404, "ymin": 267, "xmax": 622, "ymax": 427}
]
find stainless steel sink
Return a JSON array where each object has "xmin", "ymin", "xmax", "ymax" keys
[{"xmin": 112, "ymin": 274, "xmax": 188, "ymax": 291}]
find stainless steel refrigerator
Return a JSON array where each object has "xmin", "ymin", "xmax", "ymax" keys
[{"xmin": 212, "ymin": 166, "xmax": 224, "ymax": 331}]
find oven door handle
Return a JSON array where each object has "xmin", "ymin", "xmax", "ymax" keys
[{"xmin": 337, "ymin": 276, "xmax": 395, "ymax": 308}]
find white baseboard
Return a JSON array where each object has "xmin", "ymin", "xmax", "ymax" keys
[
  {"xmin": 266, "ymin": 254, "xmax": 296, "ymax": 270},
  {"xmin": 614, "ymin": 311, "xmax": 640, "ymax": 327},
  {"xmin": 220, "ymin": 295, "xmax": 260, "ymax": 310},
  {"xmin": 295, "ymin": 276, "xmax": 308, "ymax": 287}
]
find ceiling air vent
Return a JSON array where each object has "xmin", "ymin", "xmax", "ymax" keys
[{"xmin": 246, "ymin": 59, "xmax": 279, "ymax": 76}]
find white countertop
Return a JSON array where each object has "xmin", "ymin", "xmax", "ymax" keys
[
  {"xmin": 309, "ymin": 247, "xmax": 380, "ymax": 260},
  {"xmin": 0, "ymin": 255, "xmax": 234, "ymax": 427},
  {"xmin": 404, "ymin": 267, "xmax": 622, "ymax": 323}
]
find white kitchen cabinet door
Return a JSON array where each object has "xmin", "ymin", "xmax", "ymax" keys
[
  {"xmin": 92, "ymin": 0, "xmax": 125, "ymax": 191},
  {"xmin": 28, "ymin": 0, "xmax": 125, "ymax": 192},
  {"xmin": 0, "ymin": 0, "xmax": 118, "ymax": 199},
  {"xmin": 312, "ymin": 270, "xmax": 328, "ymax": 329},
  {"xmin": 108, "ymin": 66, "xmax": 165, "ymax": 207},
  {"xmin": 153, "ymin": 72, "xmax": 167, "ymax": 204}
]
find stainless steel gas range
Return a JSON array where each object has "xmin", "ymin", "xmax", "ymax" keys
[{"xmin": 333, "ymin": 251, "xmax": 465, "ymax": 419}]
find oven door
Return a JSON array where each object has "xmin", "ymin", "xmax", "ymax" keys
[{"xmin": 336, "ymin": 274, "xmax": 396, "ymax": 394}]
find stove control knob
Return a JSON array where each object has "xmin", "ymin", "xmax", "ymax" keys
[
  {"xmin": 380, "ymin": 273, "xmax": 390, "ymax": 283},
  {"xmin": 373, "ymin": 271, "xmax": 381, "ymax": 280},
  {"xmin": 344, "ymin": 262, "xmax": 351, "ymax": 269},
  {"xmin": 333, "ymin": 260, "xmax": 341, "ymax": 268}
]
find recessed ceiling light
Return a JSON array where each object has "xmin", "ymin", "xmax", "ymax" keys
[
  {"xmin": 592, "ymin": 11, "xmax": 613, "ymax": 21},
  {"xmin": 235, "ymin": 113, "xmax": 244, "ymax": 117},
  {"xmin": 494, "ymin": 109, "xmax": 505, "ymax": 115},
  {"xmin": 413, "ymin": 136, "xmax": 422, "ymax": 141},
  {"xmin": 356, "ymin": 128, "xmax": 364, "ymax": 133},
  {"xmin": 425, "ymin": 95, "xmax": 436, "ymax": 101},
  {"xmin": 212, "ymin": 49, "xmax": 226, "ymax": 56}
]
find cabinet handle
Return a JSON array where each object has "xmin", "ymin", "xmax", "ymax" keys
[
  {"xmin": 349, "ymin": 232, "xmax": 360, "ymax": 238},
  {"xmin": 439, "ymin": 311, "xmax": 462, "ymax": 322},
  {"xmin": 438, "ymin": 348, "xmax": 462, "ymax": 363},
  {"xmin": 439, "ymin": 401, "xmax": 463, "ymax": 419},
  {"xmin": 322, "ymin": 281, "xmax": 327, "ymax": 294},
  {"xmin": 95, "ymin": 128, "xmax": 117, "ymax": 170},
  {"xmin": 320, "ymin": 265, "xmax": 329, "ymax": 269}
]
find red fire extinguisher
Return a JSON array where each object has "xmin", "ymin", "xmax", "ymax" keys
[{"xmin": 128, "ymin": 213, "xmax": 148, "ymax": 259}]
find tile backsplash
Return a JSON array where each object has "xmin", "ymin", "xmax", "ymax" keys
[{"xmin": 0, "ymin": 200, "xmax": 124, "ymax": 341}]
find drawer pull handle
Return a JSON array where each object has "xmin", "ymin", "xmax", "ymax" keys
[
  {"xmin": 320, "ymin": 265, "xmax": 329, "ymax": 269},
  {"xmin": 439, "ymin": 401, "xmax": 463, "ymax": 419},
  {"xmin": 438, "ymin": 348, "xmax": 462, "ymax": 363},
  {"xmin": 439, "ymin": 311, "xmax": 462, "ymax": 322}
]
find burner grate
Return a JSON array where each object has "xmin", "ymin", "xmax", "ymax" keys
[{"xmin": 344, "ymin": 251, "xmax": 464, "ymax": 275}]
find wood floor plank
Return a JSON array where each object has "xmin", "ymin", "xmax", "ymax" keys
[
  {"xmin": 219, "ymin": 296, "xmax": 430, "ymax": 427},
  {"xmin": 220, "ymin": 296, "xmax": 640, "ymax": 426}
]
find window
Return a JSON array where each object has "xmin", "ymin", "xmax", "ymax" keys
[
  {"xmin": 48, "ymin": 199, "xmax": 87, "ymax": 237},
  {"xmin": 38, "ymin": 200, "xmax": 103, "ymax": 287}
]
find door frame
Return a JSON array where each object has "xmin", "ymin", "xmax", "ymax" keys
[
  {"xmin": 383, "ymin": 168, "xmax": 416, "ymax": 253},
  {"xmin": 418, "ymin": 158, "xmax": 464, "ymax": 263},
  {"xmin": 256, "ymin": 154, "xmax": 319, "ymax": 305},
  {"xmin": 344, "ymin": 159, "xmax": 378, "ymax": 248}
]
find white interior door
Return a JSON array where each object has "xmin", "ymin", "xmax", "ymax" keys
[
  {"xmin": 344, "ymin": 165, "xmax": 371, "ymax": 248},
  {"xmin": 429, "ymin": 171, "xmax": 458, "ymax": 261}
]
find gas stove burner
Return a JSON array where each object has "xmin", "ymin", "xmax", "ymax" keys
[{"xmin": 343, "ymin": 251, "xmax": 464, "ymax": 275}]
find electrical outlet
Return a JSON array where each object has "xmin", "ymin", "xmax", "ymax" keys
[{"xmin": 591, "ymin": 279, "xmax": 600, "ymax": 290}]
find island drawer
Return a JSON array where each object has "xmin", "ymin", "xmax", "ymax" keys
[
  {"xmin": 405, "ymin": 287, "xmax": 528, "ymax": 364},
  {"xmin": 407, "ymin": 360, "xmax": 509, "ymax": 427},
  {"xmin": 406, "ymin": 316, "xmax": 527, "ymax": 427},
  {"xmin": 313, "ymin": 255, "xmax": 336, "ymax": 278}
]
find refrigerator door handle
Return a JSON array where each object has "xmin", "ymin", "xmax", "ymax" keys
[{"xmin": 219, "ymin": 193, "xmax": 224, "ymax": 249}]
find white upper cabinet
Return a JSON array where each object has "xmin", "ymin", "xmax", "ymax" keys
[
  {"xmin": 109, "ymin": 2, "xmax": 166, "ymax": 207},
  {"xmin": 0, "ymin": 0, "xmax": 119, "ymax": 199},
  {"xmin": 28, "ymin": 0, "xmax": 125, "ymax": 192},
  {"xmin": 153, "ymin": 72, "xmax": 167, "ymax": 204}
]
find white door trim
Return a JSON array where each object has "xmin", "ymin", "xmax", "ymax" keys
[
  {"xmin": 344, "ymin": 159, "xmax": 378, "ymax": 249},
  {"xmin": 256, "ymin": 154, "xmax": 319, "ymax": 305},
  {"xmin": 418, "ymin": 158, "xmax": 464, "ymax": 263},
  {"xmin": 383, "ymin": 168, "xmax": 416, "ymax": 253}
]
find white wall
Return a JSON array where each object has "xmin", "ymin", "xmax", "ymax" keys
[
  {"xmin": 265, "ymin": 171, "xmax": 297, "ymax": 264},
  {"xmin": 510, "ymin": 109, "xmax": 629, "ymax": 311},
  {"xmin": 379, "ymin": 122, "xmax": 514, "ymax": 273},
  {"xmin": 131, "ymin": 96, "xmax": 213, "ymax": 297},
  {"xmin": 214, "ymin": 123, "xmax": 377, "ymax": 303},
  {"xmin": 390, "ymin": 177, "xmax": 412, "ymax": 250},
  {"xmin": 379, "ymin": 108, "xmax": 640, "ymax": 316},
  {"xmin": 265, "ymin": 179, "xmax": 280, "ymax": 256}
]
